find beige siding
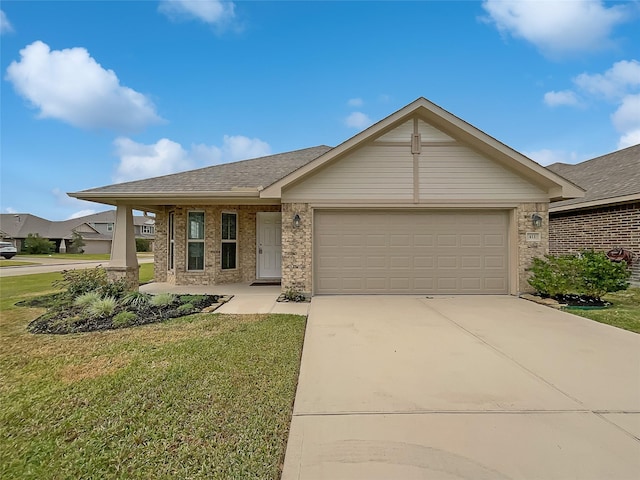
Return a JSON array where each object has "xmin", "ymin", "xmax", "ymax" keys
[
  {"xmin": 83, "ymin": 239, "xmax": 112, "ymax": 254},
  {"xmin": 283, "ymin": 115, "xmax": 547, "ymax": 204},
  {"xmin": 419, "ymin": 145, "xmax": 546, "ymax": 201},
  {"xmin": 375, "ymin": 120, "xmax": 414, "ymax": 142},
  {"xmin": 418, "ymin": 120, "xmax": 454, "ymax": 142},
  {"xmin": 284, "ymin": 145, "xmax": 414, "ymax": 202}
]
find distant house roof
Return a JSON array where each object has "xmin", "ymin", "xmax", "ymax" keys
[
  {"xmin": 70, "ymin": 146, "xmax": 332, "ymax": 207},
  {"xmin": 546, "ymin": 144, "xmax": 640, "ymax": 213},
  {"xmin": 0, "ymin": 210, "xmax": 154, "ymax": 240}
]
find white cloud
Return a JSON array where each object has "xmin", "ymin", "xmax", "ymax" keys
[
  {"xmin": 159, "ymin": 0, "xmax": 235, "ymax": 26},
  {"xmin": 612, "ymin": 94, "xmax": 640, "ymax": 148},
  {"xmin": 482, "ymin": 0, "xmax": 631, "ymax": 56},
  {"xmin": 68, "ymin": 209, "xmax": 97, "ymax": 220},
  {"xmin": 114, "ymin": 135, "xmax": 272, "ymax": 183},
  {"xmin": 113, "ymin": 137, "xmax": 191, "ymax": 183},
  {"xmin": 345, "ymin": 111, "xmax": 372, "ymax": 129},
  {"xmin": 4, "ymin": 207, "xmax": 17, "ymax": 214},
  {"xmin": 574, "ymin": 60, "xmax": 640, "ymax": 100},
  {"xmin": 524, "ymin": 149, "xmax": 583, "ymax": 166},
  {"xmin": 543, "ymin": 90, "xmax": 581, "ymax": 107},
  {"xmin": 5, "ymin": 41, "xmax": 163, "ymax": 132},
  {"xmin": 1, "ymin": 10, "xmax": 14, "ymax": 34},
  {"xmin": 347, "ymin": 98, "xmax": 364, "ymax": 107}
]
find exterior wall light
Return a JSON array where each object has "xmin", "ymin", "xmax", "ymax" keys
[
  {"xmin": 292, "ymin": 213, "xmax": 301, "ymax": 228},
  {"xmin": 531, "ymin": 213, "xmax": 543, "ymax": 228}
]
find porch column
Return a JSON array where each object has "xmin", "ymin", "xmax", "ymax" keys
[{"xmin": 107, "ymin": 205, "xmax": 139, "ymax": 291}]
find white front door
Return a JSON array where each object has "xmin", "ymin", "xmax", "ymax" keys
[{"xmin": 257, "ymin": 212, "xmax": 282, "ymax": 279}]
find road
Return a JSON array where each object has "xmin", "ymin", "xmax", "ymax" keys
[{"xmin": 0, "ymin": 256, "xmax": 154, "ymax": 277}]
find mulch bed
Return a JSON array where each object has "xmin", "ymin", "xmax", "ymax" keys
[{"xmin": 21, "ymin": 294, "xmax": 230, "ymax": 335}]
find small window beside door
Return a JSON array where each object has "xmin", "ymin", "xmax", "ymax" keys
[
  {"xmin": 221, "ymin": 212, "xmax": 237, "ymax": 270},
  {"xmin": 187, "ymin": 211, "xmax": 205, "ymax": 271}
]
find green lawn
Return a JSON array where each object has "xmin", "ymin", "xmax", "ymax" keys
[
  {"xmin": 564, "ymin": 287, "xmax": 640, "ymax": 334},
  {"xmin": 0, "ymin": 260, "xmax": 37, "ymax": 267},
  {"xmin": 0, "ymin": 271, "xmax": 305, "ymax": 479},
  {"xmin": 18, "ymin": 253, "xmax": 112, "ymax": 261}
]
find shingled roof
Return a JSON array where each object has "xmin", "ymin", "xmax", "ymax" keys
[
  {"xmin": 75, "ymin": 146, "xmax": 332, "ymax": 195},
  {"xmin": 546, "ymin": 144, "xmax": 640, "ymax": 211}
]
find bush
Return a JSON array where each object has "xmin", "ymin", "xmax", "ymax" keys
[
  {"xmin": 528, "ymin": 250, "xmax": 629, "ymax": 300},
  {"xmin": 136, "ymin": 238, "xmax": 151, "ymax": 252},
  {"xmin": 113, "ymin": 311, "xmax": 137, "ymax": 328},
  {"xmin": 74, "ymin": 291, "xmax": 102, "ymax": 308},
  {"xmin": 55, "ymin": 267, "xmax": 109, "ymax": 297},
  {"xmin": 24, "ymin": 233, "xmax": 55, "ymax": 254},
  {"xmin": 120, "ymin": 291, "xmax": 151, "ymax": 310},
  {"xmin": 177, "ymin": 303, "xmax": 194, "ymax": 313},
  {"xmin": 87, "ymin": 297, "xmax": 117, "ymax": 318},
  {"xmin": 150, "ymin": 293, "xmax": 176, "ymax": 307}
]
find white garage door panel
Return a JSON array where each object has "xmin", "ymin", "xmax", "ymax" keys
[{"xmin": 314, "ymin": 211, "xmax": 509, "ymax": 294}]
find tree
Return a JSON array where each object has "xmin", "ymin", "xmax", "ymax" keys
[
  {"xmin": 24, "ymin": 233, "xmax": 55, "ymax": 254},
  {"xmin": 136, "ymin": 238, "xmax": 151, "ymax": 252},
  {"xmin": 68, "ymin": 231, "xmax": 86, "ymax": 254}
]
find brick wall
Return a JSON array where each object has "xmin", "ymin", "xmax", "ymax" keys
[
  {"xmin": 281, "ymin": 203, "xmax": 313, "ymax": 295},
  {"xmin": 516, "ymin": 203, "xmax": 549, "ymax": 294},
  {"xmin": 153, "ymin": 205, "xmax": 280, "ymax": 286},
  {"xmin": 549, "ymin": 202, "xmax": 639, "ymax": 282}
]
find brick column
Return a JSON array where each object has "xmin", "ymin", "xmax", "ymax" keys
[
  {"xmin": 281, "ymin": 203, "xmax": 312, "ymax": 295},
  {"xmin": 516, "ymin": 202, "xmax": 549, "ymax": 293}
]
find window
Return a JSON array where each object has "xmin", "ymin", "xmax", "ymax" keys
[
  {"xmin": 187, "ymin": 211, "xmax": 205, "ymax": 271},
  {"xmin": 221, "ymin": 212, "xmax": 237, "ymax": 270},
  {"xmin": 106, "ymin": 223, "xmax": 114, "ymax": 232},
  {"xmin": 168, "ymin": 212, "xmax": 175, "ymax": 271},
  {"xmin": 142, "ymin": 225, "xmax": 155, "ymax": 234}
]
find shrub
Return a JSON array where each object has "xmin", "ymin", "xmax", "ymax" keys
[
  {"xmin": 528, "ymin": 250, "xmax": 629, "ymax": 300},
  {"xmin": 283, "ymin": 288, "xmax": 306, "ymax": 302},
  {"xmin": 99, "ymin": 278, "xmax": 129, "ymax": 299},
  {"xmin": 74, "ymin": 291, "xmax": 102, "ymax": 308},
  {"xmin": 577, "ymin": 250, "xmax": 630, "ymax": 299},
  {"xmin": 180, "ymin": 295, "xmax": 205, "ymax": 305},
  {"xmin": 55, "ymin": 267, "xmax": 109, "ymax": 297},
  {"xmin": 87, "ymin": 297, "xmax": 117, "ymax": 318},
  {"xmin": 113, "ymin": 311, "xmax": 137, "ymax": 328},
  {"xmin": 177, "ymin": 303, "xmax": 194, "ymax": 313},
  {"xmin": 150, "ymin": 293, "xmax": 176, "ymax": 307},
  {"xmin": 120, "ymin": 291, "xmax": 151, "ymax": 310},
  {"xmin": 24, "ymin": 233, "xmax": 55, "ymax": 254},
  {"xmin": 136, "ymin": 238, "xmax": 151, "ymax": 252}
]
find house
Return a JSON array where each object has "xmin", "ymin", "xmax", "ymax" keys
[
  {"xmin": 69, "ymin": 97, "xmax": 583, "ymax": 294},
  {"xmin": 0, "ymin": 210, "xmax": 155, "ymax": 254},
  {"xmin": 546, "ymin": 144, "xmax": 640, "ymax": 283}
]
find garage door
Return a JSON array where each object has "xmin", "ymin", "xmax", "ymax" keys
[{"xmin": 314, "ymin": 210, "xmax": 509, "ymax": 294}]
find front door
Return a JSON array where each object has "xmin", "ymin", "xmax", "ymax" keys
[{"xmin": 257, "ymin": 212, "xmax": 282, "ymax": 279}]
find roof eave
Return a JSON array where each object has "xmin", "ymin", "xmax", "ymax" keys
[
  {"xmin": 68, "ymin": 190, "xmax": 275, "ymax": 211},
  {"xmin": 549, "ymin": 193, "xmax": 640, "ymax": 213}
]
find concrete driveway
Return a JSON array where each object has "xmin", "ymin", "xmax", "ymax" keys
[{"xmin": 282, "ymin": 296, "xmax": 640, "ymax": 480}]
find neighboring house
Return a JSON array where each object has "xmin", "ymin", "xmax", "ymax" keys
[
  {"xmin": 546, "ymin": 144, "xmax": 640, "ymax": 283},
  {"xmin": 70, "ymin": 97, "xmax": 583, "ymax": 295},
  {"xmin": 0, "ymin": 210, "xmax": 155, "ymax": 254}
]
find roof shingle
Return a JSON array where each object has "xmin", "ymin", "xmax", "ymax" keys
[
  {"xmin": 546, "ymin": 144, "xmax": 640, "ymax": 208},
  {"xmin": 76, "ymin": 146, "xmax": 332, "ymax": 195}
]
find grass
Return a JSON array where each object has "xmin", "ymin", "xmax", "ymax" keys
[
  {"xmin": 0, "ymin": 271, "xmax": 306, "ymax": 479},
  {"xmin": 0, "ymin": 260, "xmax": 37, "ymax": 267},
  {"xmin": 564, "ymin": 287, "xmax": 640, "ymax": 334},
  {"xmin": 18, "ymin": 253, "xmax": 112, "ymax": 260}
]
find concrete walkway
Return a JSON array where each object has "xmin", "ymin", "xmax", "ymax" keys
[
  {"xmin": 140, "ymin": 282, "xmax": 310, "ymax": 315},
  {"xmin": 282, "ymin": 295, "xmax": 640, "ymax": 479}
]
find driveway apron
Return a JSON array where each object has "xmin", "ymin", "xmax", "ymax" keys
[{"xmin": 282, "ymin": 295, "xmax": 640, "ymax": 480}]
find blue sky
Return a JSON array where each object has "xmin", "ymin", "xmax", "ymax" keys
[{"xmin": 1, "ymin": 0, "xmax": 639, "ymax": 220}]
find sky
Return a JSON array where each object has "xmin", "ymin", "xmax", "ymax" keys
[{"xmin": 1, "ymin": 0, "xmax": 639, "ymax": 221}]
